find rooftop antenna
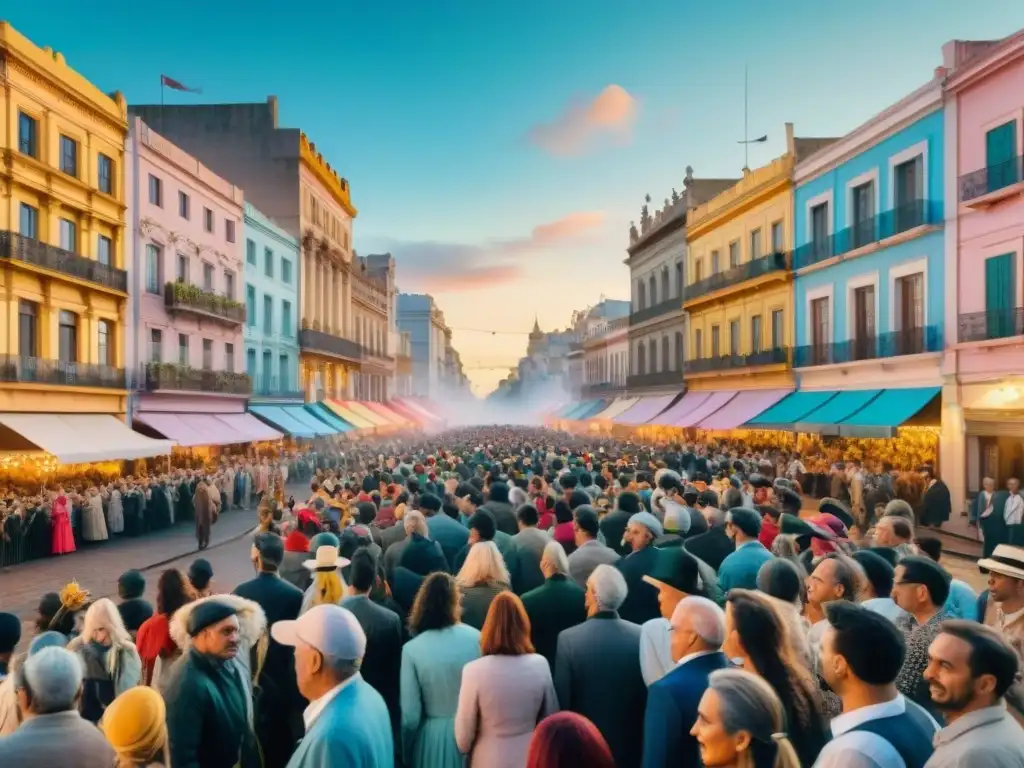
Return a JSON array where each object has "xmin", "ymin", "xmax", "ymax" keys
[{"xmin": 738, "ymin": 64, "xmax": 767, "ymax": 171}]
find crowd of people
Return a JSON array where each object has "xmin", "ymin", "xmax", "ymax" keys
[{"xmin": 0, "ymin": 426, "xmax": 1023, "ymax": 768}]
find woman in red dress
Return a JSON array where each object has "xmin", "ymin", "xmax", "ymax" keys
[{"xmin": 51, "ymin": 488, "xmax": 76, "ymax": 555}]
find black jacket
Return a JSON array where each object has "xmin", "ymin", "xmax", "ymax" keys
[
  {"xmin": 615, "ymin": 547, "xmax": 661, "ymax": 625},
  {"xmin": 481, "ymin": 501, "xmax": 518, "ymax": 536},
  {"xmin": 684, "ymin": 526, "xmax": 734, "ymax": 572},
  {"xmin": 341, "ymin": 594, "xmax": 403, "ymax": 749},
  {"xmin": 599, "ymin": 509, "xmax": 632, "ymax": 556},
  {"xmin": 398, "ymin": 533, "xmax": 449, "ymax": 577}
]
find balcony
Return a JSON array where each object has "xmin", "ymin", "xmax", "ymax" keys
[
  {"xmin": 958, "ymin": 308, "xmax": 1024, "ymax": 343},
  {"xmin": 794, "ymin": 326, "xmax": 943, "ymax": 367},
  {"xmin": 299, "ymin": 328, "xmax": 363, "ymax": 363},
  {"xmin": 683, "ymin": 347, "xmax": 789, "ymax": 375},
  {"xmin": 251, "ymin": 376, "xmax": 304, "ymax": 399},
  {"xmin": 959, "ymin": 156, "xmax": 1024, "ymax": 207},
  {"xmin": 685, "ymin": 251, "xmax": 789, "ymax": 304},
  {"xmin": 794, "ymin": 200, "xmax": 942, "ymax": 271},
  {"xmin": 0, "ymin": 231, "xmax": 128, "ymax": 293},
  {"xmin": 0, "ymin": 356, "xmax": 125, "ymax": 389},
  {"xmin": 629, "ymin": 297, "xmax": 682, "ymax": 326},
  {"xmin": 144, "ymin": 363, "xmax": 251, "ymax": 395},
  {"xmin": 626, "ymin": 369, "xmax": 683, "ymax": 389},
  {"xmin": 164, "ymin": 282, "xmax": 246, "ymax": 326}
]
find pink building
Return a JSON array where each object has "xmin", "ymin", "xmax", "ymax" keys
[
  {"xmin": 125, "ymin": 118, "xmax": 279, "ymax": 448},
  {"xmin": 943, "ymin": 31, "xmax": 1024, "ymax": 510}
]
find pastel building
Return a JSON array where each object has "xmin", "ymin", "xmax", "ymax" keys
[
  {"xmin": 352, "ymin": 254, "xmax": 396, "ymax": 401},
  {"xmin": 943, "ymin": 31, "xmax": 1024, "ymax": 508},
  {"xmin": 243, "ymin": 203, "xmax": 301, "ymax": 399},
  {"xmin": 397, "ymin": 293, "xmax": 448, "ymax": 399},
  {"xmin": 126, "ymin": 119, "xmax": 274, "ymax": 447}
]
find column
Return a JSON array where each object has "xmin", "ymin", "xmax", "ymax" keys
[
  {"xmin": 302, "ymin": 250, "xmax": 312, "ymax": 324},
  {"xmin": 940, "ymin": 381, "xmax": 967, "ymax": 517},
  {"xmin": 342, "ymin": 271, "xmax": 352, "ymax": 338},
  {"xmin": 313, "ymin": 258, "xmax": 322, "ymax": 329},
  {"xmin": 322, "ymin": 264, "xmax": 330, "ymax": 336}
]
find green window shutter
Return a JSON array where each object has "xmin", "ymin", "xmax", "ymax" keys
[
  {"xmin": 985, "ymin": 122, "xmax": 1018, "ymax": 192},
  {"xmin": 985, "ymin": 253, "xmax": 1016, "ymax": 338}
]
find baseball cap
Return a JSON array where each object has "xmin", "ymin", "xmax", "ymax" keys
[{"xmin": 271, "ymin": 604, "xmax": 366, "ymax": 661}]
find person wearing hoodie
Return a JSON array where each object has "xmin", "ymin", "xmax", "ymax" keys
[{"xmin": 481, "ymin": 481, "xmax": 517, "ymax": 536}]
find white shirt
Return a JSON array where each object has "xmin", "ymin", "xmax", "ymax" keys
[
  {"xmin": 639, "ymin": 618, "xmax": 674, "ymax": 687},
  {"xmin": 999, "ymin": 604, "xmax": 1024, "ymax": 630},
  {"xmin": 1005, "ymin": 493, "xmax": 1024, "ymax": 526},
  {"xmin": 675, "ymin": 649, "xmax": 718, "ymax": 668},
  {"xmin": 862, "ymin": 597, "xmax": 909, "ymax": 625},
  {"xmin": 813, "ymin": 694, "xmax": 939, "ymax": 768},
  {"xmin": 303, "ymin": 673, "xmax": 360, "ymax": 730}
]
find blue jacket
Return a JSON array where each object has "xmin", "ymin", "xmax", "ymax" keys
[
  {"xmin": 286, "ymin": 676, "xmax": 394, "ymax": 768},
  {"xmin": 717, "ymin": 541, "xmax": 773, "ymax": 593}
]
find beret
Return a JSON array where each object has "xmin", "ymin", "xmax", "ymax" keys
[
  {"xmin": 629, "ymin": 511, "xmax": 664, "ymax": 539},
  {"xmin": 819, "ymin": 498, "xmax": 855, "ymax": 529},
  {"xmin": 0, "ymin": 612, "xmax": 20, "ymax": 650},
  {"xmin": 749, "ymin": 473, "xmax": 773, "ymax": 489},
  {"xmin": 187, "ymin": 600, "xmax": 238, "ymax": 637},
  {"xmin": 777, "ymin": 488, "xmax": 803, "ymax": 510}
]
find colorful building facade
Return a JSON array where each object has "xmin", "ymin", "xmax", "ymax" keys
[
  {"xmin": 352, "ymin": 254, "xmax": 395, "ymax": 402},
  {"xmin": 243, "ymin": 203, "xmax": 301, "ymax": 398}
]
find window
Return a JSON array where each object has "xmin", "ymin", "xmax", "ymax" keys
[
  {"xmin": 893, "ymin": 156, "xmax": 922, "ymax": 229},
  {"xmin": 179, "ymin": 191, "xmax": 190, "ymax": 219},
  {"xmin": 637, "ymin": 281, "xmax": 646, "ymax": 310},
  {"xmin": 178, "ymin": 334, "xmax": 189, "ymax": 366},
  {"xmin": 637, "ymin": 343, "xmax": 646, "ymax": 375},
  {"xmin": 648, "ymin": 275, "xmax": 657, "ymax": 305},
  {"xmin": 59, "ymin": 135, "xmax": 78, "ymax": 176},
  {"xmin": 282, "ymin": 300, "xmax": 292, "ymax": 336},
  {"xmin": 853, "ymin": 285, "xmax": 876, "ymax": 358},
  {"xmin": 771, "ymin": 221, "xmax": 784, "ymax": 252},
  {"xmin": 711, "ymin": 250, "xmax": 720, "ymax": 275},
  {"xmin": 263, "ymin": 295, "xmax": 273, "ymax": 335},
  {"xmin": 246, "ymin": 239, "xmax": 256, "ymax": 265},
  {"xmin": 675, "ymin": 262, "xmax": 683, "ymax": 297},
  {"xmin": 751, "ymin": 315, "xmax": 763, "ymax": 354},
  {"xmin": 58, "ymin": 310, "xmax": 78, "ymax": 363},
  {"xmin": 19, "ymin": 203, "xmax": 38, "ymax": 239},
  {"xmin": 97, "ymin": 320, "xmax": 111, "ymax": 366},
  {"xmin": 280, "ymin": 355, "xmax": 290, "ymax": 389},
  {"xmin": 282, "ymin": 259, "xmax": 293, "ymax": 284},
  {"xmin": 661, "ymin": 336, "xmax": 669, "ymax": 370},
  {"xmin": 711, "ymin": 326, "xmax": 720, "ymax": 358},
  {"xmin": 225, "ymin": 220, "xmax": 235, "ymax": 243},
  {"xmin": 145, "ymin": 244, "xmax": 162, "ymax": 293},
  {"xmin": 986, "ymin": 121, "xmax": 1017, "ymax": 193},
  {"xmin": 895, "ymin": 273, "xmax": 924, "ymax": 332},
  {"xmin": 220, "ymin": 342, "xmax": 234, "ymax": 374},
  {"xmin": 649, "ymin": 339, "xmax": 658, "ymax": 372},
  {"xmin": 202, "ymin": 262, "xmax": 214, "ymax": 292},
  {"xmin": 661, "ymin": 267, "xmax": 670, "ymax": 303},
  {"xmin": 97, "ymin": 235, "xmax": 112, "ymax": 267},
  {"xmin": 97, "ymin": 154, "xmax": 113, "ymax": 195},
  {"xmin": 176, "ymin": 253, "xmax": 189, "ymax": 283},
  {"xmin": 202, "ymin": 339, "xmax": 213, "ymax": 369},
  {"xmin": 674, "ymin": 331, "xmax": 684, "ymax": 369},
  {"xmin": 246, "ymin": 285, "xmax": 256, "ymax": 326},
  {"xmin": 264, "ymin": 248, "xmax": 274, "ymax": 278},
  {"xmin": 694, "ymin": 260, "xmax": 704, "ymax": 284},
  {"xmin": 149, "ymin": 175, "xmax": 163, "ymax": 206},
  {"xmin": 18, "ymin": 112, "xmax": 38, "ymax": 157},
  {"xmin": 811, "ymin": 297, "xmax": 831, "ymax": 349},
  {"xmin": 246, "ymin": 348, "xmax": 257, "ymax": 378},
  {"xmin": 150, "ymin": 329, "xmax": 163, "ymax": 363},
  {"xmin": 729, "ymin": 240, "xmax": 740, "ymax": 268},
  {"xmin": 224, "ymin": 271, "xmax": 235, "ymax": 300},
  {"xmin": 695, "ymin": 329, "xmax": 703, "ymax": 360},
  {"xmin": 729, "ymin": 319, "xmax": 740, "ymax": 356},
  {"xmin": 262, "ymin": 350, "xmax": 272, "ymax": 388},
  {"xmin": 852, "ymin": 180, "xmax": 875, "ymax": 248},
  {"xmin": 18, "ymin": 300, "xmax": 38, "ymax": 358},
  {"xmin": 811, "ymin": 202, "xmax": 829, "ymax": 249},
  {"xmin": 203, "ymin": 208, "xmax": 214, "ymax": 233},
  {"xmin": 985, "ymin": 253, "xmax": 1017, "ymax": 339},
  {"xmin": 59, "ymin": 219, "xmax": 76, "ymax": 251},
  {"xmin": 771, "ymin": 309, "xmax": 784, "ymax": 349}
]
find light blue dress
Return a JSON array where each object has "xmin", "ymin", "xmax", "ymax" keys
[{"xmin": 401, "ymin": 623, "xmax": 481, "ymax": 768}]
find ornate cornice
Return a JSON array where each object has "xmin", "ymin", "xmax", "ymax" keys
[
  {"xmin": 139, "ymin": 216, "xmax": 239, "ymax": 266},
  {"xmin": 299, "ymin": 133, "xmax": 357, "ymax": 218}
]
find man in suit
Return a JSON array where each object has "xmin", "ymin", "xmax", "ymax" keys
[
  {"xmin": 421, "ymin": 492, "xmax": 468, "ymax": 570},
  {"xmin": 684, "ymin": 503, "xmax": 734, "ymax": 572},
  {"xmin": 343, "ymin": 548, "xmax": 403, "ymax": 758},
  {"xmin": 0, "ymin": 647, "xmax": 115, "ymax": 768},
  {"xmin": 642, "ymin": 595, "xmax": 729, "ymax": 768},
  {"xmin": 555, "ymin": 564, "xmax": 647, "ymax": 768},
  {"xmin": 568, "ymin": 505, "xmax": 620, "ymax": 588},
  {"xmin": 512, "ymin": 503, "xmax": 551, "ymax": 594},
  {"xmin": 521, "ymin": 540, "xmax": 587, "ymax": 668},
  {"xmin": 232, "ymin": 532, "xmax": 305, "ymax": 768}
]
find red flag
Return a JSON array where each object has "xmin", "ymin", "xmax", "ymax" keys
[{"xmin": 160, "ymin": 75, "xmax": 202, "ymax": 94}]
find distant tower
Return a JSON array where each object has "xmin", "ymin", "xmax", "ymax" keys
[{"xmin": 527, "ymin": 315, "xmax": 545, "ymax": 357}]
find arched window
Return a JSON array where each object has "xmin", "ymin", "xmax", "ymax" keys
[
  {"xmin": 661, "ymin": 267, "xmax": 670, "ymax": 304},
  {"xmin": 649, "ymin": 339, "xmax": 658, "ymax": 372},
  {"xmin": 637, "ymin": 281, "xmax": 647, "ymax": 310},
  {"xmin": 675, "ymin": 331, "xmax": 684, "ymax": 370},
  {"xmin": 648, "ymin": 275, "xmax": 658, "ymax": 305},
  {"xmin": 637, "ymin": 342, "xmax": 646, "ymax": 375},
  {"xmin": 661, "ymin": 336, "xmax": 670, "ymax": 371}
]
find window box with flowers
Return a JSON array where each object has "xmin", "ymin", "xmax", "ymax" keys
[
  {"xmin": 164, "ymin": 281, "xmax": 246, "ymax": 326},
  {"xmin": 144, "ymin": 362, "xmax": 251, "ymax": 395}
]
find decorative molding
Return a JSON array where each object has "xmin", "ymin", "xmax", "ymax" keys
[
  {"xmin": 5, "ymin": 58, "xmax": 127, "ymax": 132},
  {"xmin": 299, "ymin": 133, "xmax": 357, "ymax": 217}
]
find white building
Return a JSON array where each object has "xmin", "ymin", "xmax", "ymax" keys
[{"xmin": 397, "ymin": 292, "xmax": 449, "ymax": 399}]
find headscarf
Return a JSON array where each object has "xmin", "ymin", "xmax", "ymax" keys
[{"xmin": 101, "ymin": 686, "xmax": 168, "ymax": 765}]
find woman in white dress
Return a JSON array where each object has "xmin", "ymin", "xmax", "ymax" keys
[
  {"xmin": 106, "ymin": 482, "xmax": 125, "ymax": 535},
  {"xmin": 82, "ymin": 486, "xmax": 109, "ymax": 542}
]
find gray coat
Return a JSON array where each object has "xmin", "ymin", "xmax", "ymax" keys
[
  {"xmin": 567, "ymin": 539, "xmax": 621, "ymax": 588},
  {"xmin": 0, "ymin": 710, "xmax": 115, "ymax": 768}
]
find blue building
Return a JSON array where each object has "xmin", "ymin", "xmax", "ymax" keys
[
  {"xmin": 242, "ymin": 203, "xmax": 301, "ymax": 398},
  {"xmin": 791, "ymin": 76, "xmax": 946, "ymax": 407}
]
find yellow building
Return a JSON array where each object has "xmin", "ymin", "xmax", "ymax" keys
[
  {"xmin": 684, "ymin": 124, "xmax": 834, "ymax": 395},
  {"xmin": 0, "ymin": 24, "xmax": 129, "ymax": 415}
]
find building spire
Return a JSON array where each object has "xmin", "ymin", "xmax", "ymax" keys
[{"xmin": 531, "ymin": 314, "xmax": 541, "ymax": 335}]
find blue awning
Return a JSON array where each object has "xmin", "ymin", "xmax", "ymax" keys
[
  {"xmin": 565, "ymin": 400, "xmax": 596, "ymax": 419},
  {"xmin": 838, "ymin": 387, "xmax": 941, "ymax": 437},
  {"xmin": 795, "ymin": 390, "xmax": 883, "ymax": 434},
  {"xmin": 746, "ymin": 390, "xmax": 839, "ymax": 428},
  {"xmin": 249, "ymin": 405, "xmax": 317, "ymax": 439},
  {"xmin": 279, "ymin": 405, "xmax": 338, "ymax": 436},
  {"xmin": 575, "ymin": 400, "xmax": 609, "ymax": 419},
  {"xmin": 305, "ymin": 403, "xmax": 352, "ymax": 433}
]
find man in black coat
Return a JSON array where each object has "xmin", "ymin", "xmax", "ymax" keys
[
  {"xmin": 684, "ymin": 502, "xmax": 734, "ymax": 572},
  {"xmin": 615, "ymin": 512, "xmax": 663, "ymax": 625},
  {"xmin": 481, "ymin": 480, "xmax": 518, "ymax": 536},
  {"xmin": 232, "ymin": 533, "xmax": 304, "ymax": 768},
  {"xmin": 398, "ymin": 510, "xmax": 449, "ymax": 577}
]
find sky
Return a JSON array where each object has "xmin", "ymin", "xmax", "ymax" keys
[{"xmin": 7, "ymin": 1, "xmax": 1022, "ymax": 395}]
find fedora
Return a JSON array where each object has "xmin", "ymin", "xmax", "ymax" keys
[
  {"xmin": 978, "ymin": 544, "xmax": 1024, "ymax": 581},
  {"xmin": 303, "ymin": 544, "xmax": 351, "ymax": 572}
]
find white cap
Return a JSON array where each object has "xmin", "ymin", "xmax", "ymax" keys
[{"xmin": 271, "ymin": 604, "xmax": 366, "ymax": 661}]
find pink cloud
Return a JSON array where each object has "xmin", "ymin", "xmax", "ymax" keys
[
  {"xmin": 527, "ymin": 85, "xmax": 638, "ymax": 157},
  {"xmin": 530, "ymin": 211, "xmax": 606, "ymax": 244}
]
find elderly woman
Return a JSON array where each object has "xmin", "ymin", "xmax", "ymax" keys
[
  {"xmin": 456, "ymin": 541, "xmax": 511, "ymax": 630},
  {"xmin": 67, "ymin": 598, "xmax": 142, "ymax": 723}
]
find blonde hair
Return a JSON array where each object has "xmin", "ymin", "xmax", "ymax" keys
[
  {"xmin": 456, "ymin": 541, "xmax": 510, "ymax": 589},
  {"xmin": 82, "ymin": 598, "xmax": 134, "ymax": 678},
  {"xmin": 707, "ymin": 668, "xmax": 801, "ymax": 768},
  {"xmin": 311, "ymin": 570, "xmax": 346, "ymax": 607}
]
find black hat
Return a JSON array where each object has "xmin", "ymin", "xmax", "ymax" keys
[
  {"xmin": 253, "ymin": 532, "xmax": 284, "ymax": 567},
  {"xmin": 186, "ymin": 600, "xmax": 238, "ymax": 637},
  {"xmin": 819, "ymin": 498, "xmax": 855, "ymax": 529},
  {"xmin": 749, "ymin": 473, "xmax": 773, "ymax": 489},
  {"xmin": 117, "ymin": 569, "xmax": 146, "ymax": 599},
  {"xmin": 188, "ymin": 558, "xmax": 214, "ymax": 590},
  {"xmin": 643, "ymin": 548, "xmax": 702, "ymax": 595},
  {"xmin": 779, "ymin": 513, "xmax": 835, "ymax": 540},
  {"xmin": 727, "ymin": 507, "xmax": 762, "ymax": 537},
  {"xmin": 777, "ymin": 488, "xmax": 802, "ymax": 512},
  {"xmin": 697, "ymin": 489, "xmax": 719, "ymax": 508},
  {"xmin": 0, "ymin": 612, "xmax": 21, "ymax": 653}
]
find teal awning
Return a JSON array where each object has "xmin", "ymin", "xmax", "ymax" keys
[
  {"xmin": 795, "ymin": 390, "xmax": 883, "ymax": 434},
  {"xmin": 746, "ymin": 390, "xmax": 839, "ymax": 428},
  {"xmin": 280, "ymin": 405, "xmax": 338, "ymax": 436},
  {"xmin": 561, "ymin": 401, "xmax": 590, "ymax": 419},
  {"xmin": 576, "ymin": 400, "xmax": 610, "ymax": 419},
  {"xmin": 305, "ymin": 403, "xmax": 352, "ymax": 433},
  {"xmin": 250, "ymin": 405, "xmax": 317, "ymax": 439},
  {"xmin": 838, "ymin": 387, "xmax": 941, "ymax": 437}
]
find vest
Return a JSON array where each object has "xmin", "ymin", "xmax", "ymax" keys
[{"xmin": 847, "ymin": 699, "xmax": 935, "ymax": 768}]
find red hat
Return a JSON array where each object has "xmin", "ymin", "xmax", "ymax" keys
[{"xmin": 284, "ymin": 530, "xmax": 310, "ymax": 553}]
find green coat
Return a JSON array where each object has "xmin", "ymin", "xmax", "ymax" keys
[{"xmin": 520, "ymin": 574, "xmax": 587, "ymax": 668}]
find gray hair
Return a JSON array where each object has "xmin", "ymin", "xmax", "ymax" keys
[
  {"xmin": 509, "ymin": 486, "xmax": 530, "ymax": 507},
  {"xmin": 20, "ymin": 647, "xmax": 82, "ymax": 714},
  {"xmin": 705, "ymin": 506, "xmax": 727, "ymax": 527},
  {"xmin": 672, "ymin": 596, "xmax": 726, "ymax": 648},
  {"xmin": 322, "ymin": 653, "xmax": 360, "ymax": 682},
  {"xmin": 541, "ymin": 541, "xmax": 569, "ymax": 576},
  {"xmin": 707, "ymin": 669, "xmax": 799, "ymax": 768},
  {"xmin": 722, "ymin": 488, "xmax": 744, "ymax": 510},
  {"xmin": 587, "ymin": 564, "xmax": 628, "ymax": 611},
  {"xmin": 404, "ymin": 509, "xmax": 428, "ymax": 536}
]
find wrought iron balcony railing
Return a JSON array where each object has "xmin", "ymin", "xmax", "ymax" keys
[
  {"xmin": 959, "ymin": 156, "xmax": 1024, "ymax": 203},
  {"xmin": 164, "ymin": 282, "xmax": 246, "ymax": 325},
  {"xmin": 629, "ymin": 297, "xmax": 682, "ymax": 325},
  {"xmin": 683, "ymin": 347, "xmax": 789, "ymax": 374},
  {"xmin": 793, "ymin": 199, "xmax": 942, "ymax": 270},
  {"xmin": 251, "ymin": 375, "xmax": 304, "ymax": 398},
  {"xmin": 793, "ymin": 326, "xmax": 942, "ymax": 367},
  {"xmin": 626, "ymin": 369, "xmax": 682, "ymax": 388},
  {"xmin": 685, "ymin": 251, "xmax": 789, "ymax": 301},
  {"xmin": 144, "ymin": 363, "xmax": 252, "ymax": 395},
  {"xmin": 958, "ymin": 308, "xmax": 1024, "ymax": 343},
  {"xmin": 0, "ymin": 231, "xmax": 128, "ymax": 292},
  {"xmin": 0, "ymin": 356, "xmax": 126, "ymax": 389},
  {"xmin": 298, "ymin": 328, "xmax": 363, "ymax": 362}
]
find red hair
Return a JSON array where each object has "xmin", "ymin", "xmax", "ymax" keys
[
  {"xmin": 526, "ymin": 712, "xmax": 614, "ymax": 768},
  {"xmin": 480, "ymin": 592, "xmax": 534, "ymax": 656}
]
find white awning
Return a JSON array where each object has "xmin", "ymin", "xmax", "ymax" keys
[{"xmin": 0, "ymin": 414, "xmax": 174, "ymax": 464}]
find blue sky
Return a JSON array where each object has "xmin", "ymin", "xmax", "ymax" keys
[{"xmin": 8, "ymin": 1, "xmax": 1022, "ymax": 394}]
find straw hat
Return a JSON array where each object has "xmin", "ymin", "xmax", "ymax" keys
[
  {"xmin": 979, "ymin": 544, "xmax": 1024, "ymax": 581},
  {"xmin": 303, "ymin": 545, "xmax": 351, "ymax": 572}
]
